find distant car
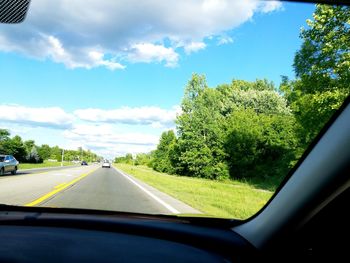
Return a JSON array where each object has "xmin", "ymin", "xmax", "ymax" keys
[
  {"xmin": 81, "ymin": 161, "xmax": 88, "ymax": 165},
  {"xmin": 0, "ymin": 155, "xmax": 19, "ymax": 175},
  {"xmin": 102, "ymin": 160, "xmax": 110, "ymax": 168}
]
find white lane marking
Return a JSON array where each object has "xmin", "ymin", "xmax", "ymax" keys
[{"xmin": 113, "ymin": 167, "xmax": 180, "ymax": 214}]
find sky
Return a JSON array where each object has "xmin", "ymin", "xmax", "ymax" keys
[{"xmin": 0, "ymin": 0, "xmax": 315, "ymax": 158}]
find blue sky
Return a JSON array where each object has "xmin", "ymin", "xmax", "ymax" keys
[{"xmin": 0, "ymin": 0, "xmax": 315, "ymax": 158}]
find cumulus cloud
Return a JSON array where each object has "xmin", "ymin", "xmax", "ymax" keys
[
  {"xmin": 217, "ymin": 35, "xmax": 234, "ymax": 45},
  {"xmin": 0, "ymin": 105, "xmax": 74, "ymax": 129},
  {"xmin": 63, "ymin": 124, "xmax": 160, "ymax": 157},
  {"xmin": 259, "ymin": 1, "xmax": 283, "ymax": 13},
  {"xmin": 127, "ymin": 43, "xmax": 179, "ymax": 67},
  {"xmin": 0, "ymin": 0, "xmax": 283, "ymax": 70},
  {"xmin": 183, "ymin": 42, "xmax": 207, "ymax": 54},
  {"xmin": 74, "ymin": 106, "xmax": 180, "ymax": 127},
  {"xmin": 0, "ymin": 103, "xmax": 180, "ymax": 157}
]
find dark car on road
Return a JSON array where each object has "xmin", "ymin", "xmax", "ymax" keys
[
  {"xmin": 81, "ymin": 161, "xmax": 88, "ymax": 165},
  {"xmin": 0, "ymin": 155, "xmax": 19, "ymax": 175}
]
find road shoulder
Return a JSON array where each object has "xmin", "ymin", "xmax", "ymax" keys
[{"xmin": 113, "ymin": 166, "xmax": 201, "ymax": 215}]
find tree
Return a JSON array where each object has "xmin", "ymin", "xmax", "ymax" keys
[
  {"xmin": 0, "ymin": 129, "xmax": 10, "ymax": 141},
  {"xmin": 9, "ymin": 135, "xmax": 27, "ymax": 162},
  {"xmin": 176, "ymin": 74, "xmax": 229, "ymax": 179},
  {"xmin": 152, "ymin": 130, "xmax": 177, "ymax": 174},
  {"xmin": 38, "ymin": 144, "xmax": 51, "ymax": 160},
  {"xmin": 0, "ymin": 130, "xmax": 27, "ymax": 161},
  {"xmin": 0, "ymin": 129, "xmax": 11, "ymax": 154},
  {"xmin": 217, "ymin": 80, "xmax": 290, "ymax": 116},
  {"xmin": 24, "ymin": 140, "xmax": 35, "ymax": 155},
  {"xmin": 294, "ymin": 5, "xmax": 350, "ymax": 91},
  {"xmin": 283, "ymin": 5, "xmax": 350, "ymax": 145},
  {"xmin": 224, "ymin": 109, "xmax": 298, "ymax": 181},
  {"xmin": 50, "ymin": 146, "xmax": 62, "ymax": 161},
  {"xmin": 135, "ymin": 153, "xmax": 152, "ymax": 166},
  {"xmin": 26, "ymin": 146, "xmax": 43, "ymax": 163},
  {"xmin": 114, "ymin": 154, "xmax": 133, "ymax": 164}
]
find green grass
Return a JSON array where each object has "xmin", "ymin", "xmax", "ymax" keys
[
  {"xmin": 115, "ymin": 163, "xmax": 274, "ymax": 219},
  {"xmin": 19, "ymin": 161, "xmax": 77, "ymax": 170}
]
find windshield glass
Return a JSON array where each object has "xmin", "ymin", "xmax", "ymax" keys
[{"xmin": 0, "ymin": 1, "xmax": 348, "ymax": 219}]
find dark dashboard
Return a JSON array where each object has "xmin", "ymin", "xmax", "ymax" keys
[{"xmin": 0, "ymin": 208, "xmax": 253, "ymax": 263}]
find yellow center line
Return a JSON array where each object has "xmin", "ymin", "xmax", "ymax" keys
[
  {"xmin": 25, "ymin": 167, "xmax": 99, "ymax": 207},
  {"xmin": 54, "ymin": 182, "xmax": 67, "ymax": 189}
]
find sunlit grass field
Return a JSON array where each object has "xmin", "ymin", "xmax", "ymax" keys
[{"xmin": 115, "ymin": 163, "xmax": 273, "ymax": 219}]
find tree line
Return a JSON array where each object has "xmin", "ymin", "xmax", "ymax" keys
[
  {"xmin": 0, "ymin": 129, "xmax": 100, "ymax": 163},
  {"xmin": 117, "ymin": 5, "xmax": 349, "ymax": 186}
]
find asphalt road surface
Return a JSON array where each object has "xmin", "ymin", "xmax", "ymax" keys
[
  {"xmin": 0, "ymin": 165, "xmax": 200, "ymax": 215},
  {"xmin": 17, "ymin": 165, "xmax": 80, "ymax": 175}
]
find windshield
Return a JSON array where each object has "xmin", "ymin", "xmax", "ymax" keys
[{"xmin": 0, "ymin": 1, "xmax": 348, "ymax": 219}]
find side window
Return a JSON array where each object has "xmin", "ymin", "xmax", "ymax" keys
[{"xmin": 5, "ymin": 156, "xmax": 9, "ymax": 161}]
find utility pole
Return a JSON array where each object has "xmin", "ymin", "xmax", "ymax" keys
[{"xmin": 61, "ymin": 149, "xmax": 64, "ymax": 167}]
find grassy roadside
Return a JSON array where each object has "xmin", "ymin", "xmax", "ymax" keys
[
  {"xmin": 19, "ymin": 161, "xmax": 77, "ymax": 170},
  {"xmin": 115, "ymin": 163, "xmax": 273, "ymax": 219}
]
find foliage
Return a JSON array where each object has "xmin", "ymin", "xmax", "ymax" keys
[
  {"xmin": 176, "ymin": 74, "xmax": 229, "ymax": 179},
  {"xmin": 114, "ymin": 153, "xmax": 134, "ymax": 164},
  {"xmin": 172, "ymin": 74, "xmax": 295, "ymax": 180},
  {"xmin": 151, "ymin": 130, "xmax": 177, "ymax": 174},
  {"xmin": 224, "ymin": 109, "xmax": 298, "ymax": 181},
  {"xmin": 0, "ymin": 128, "xmax": 100, "ymax": 163},
  {"xmin": 26, "ymin": 146, "xmax": 43, "ymax": 163},
  {"xmin": 134, "ymin": 153, "xmax": 152, "ymax": 166},
  {"xmin": 283, "ymin": 5, "xmax": 350, "ymax": 145}
]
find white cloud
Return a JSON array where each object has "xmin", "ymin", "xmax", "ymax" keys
[
  {"xmin": 46, "ymin": 35, "xmax": 126, "ymax": 70},
  {"xmin": 217, "ymin": 35, "xmax": 234, "ymax": 45},
  {"xmin": 0, "ymin": 103, "xmax": 180, "ymax": 158},
  {"xmin": 74, "ymin": 105, "xmax": 180, "ymax": 127},
  {"xmin": 259, "ymin": 1, "xmax": 283, "ymax": 13},
  {"xmin": 127, "ymin": 43, "xmax": 179, "ymax": 67},
  {"xmin": 0, "ymin": 105, "xmax": 74, "ymax": 129},
  {"xmin": 184, "ymin": 42, "xmax": 206, "ymax": 54},
  {"xmin": 0, "ymin": 0, "xmax": 283, "ymax": 69},
  {"xmin": 63, "ymin": 124, "xmax": 160, "ymax": 157}
]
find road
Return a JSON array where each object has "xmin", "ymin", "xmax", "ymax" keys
[
  {"xmin": 17, "ymin": 165, "xmax": 80, "ymax": 175},
  {"xmin": 0, "ymin": 165, "xmax": 200, "ymax": 215}
]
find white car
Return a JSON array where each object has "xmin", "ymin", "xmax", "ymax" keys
[{"xmin": 102, "ymin": 161, "xmax": 111, "ymax": 168}]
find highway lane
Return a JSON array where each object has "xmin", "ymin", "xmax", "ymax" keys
[
  {"xmin": 0, "ymin": 165, "xmax": 98, "ymax": 205},
  {"xmin": 42, "ymin": 167, "xmax": 170, "ymax": 214},
  {"xmin": 0, "ymin": 165, "xmax": 200, "ymax": 215},
  {"xmin": 17, "ymin": 165, "xmax": 81, "ymax": 175}
]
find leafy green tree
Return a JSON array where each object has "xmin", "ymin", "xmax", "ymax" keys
[
  {"xmin": 26, "ymin": 146, "xmax": 43, "ymax": 163},
  {"xmin": 152, "ymin": 130, "xmax": 178, "ymax": 174},
  {"xmin": 9, "ymin": 135, "xmax": 27, "ymax": 162},
  {"xmin": 0, "ymin": 129, "xmax": 10, "ymax": 141},
  {"xmin": 283, "ymin": 5, "xmax": 350, "ymax": 145},
  {"xmin": 176, "ymin": 74, "xmax": 229, "ymax": 179},
  {"xmin": 294, "ymin": 5, "xmax": 350, "ymax": 91},
  {"xmin": 38, "ymin": 144, "xmax": 51, "ymax": 160},
  {"xmin": 115, "ymin": 153, "xmax": 134, "ymax": 164},
  {"xmin": 0, "ymin": 130, "xmax": 27, "ymax": 161},
  {"xmin": 24, "ymin": 140, "xmax": 35, "ymax": 155},
  {"xmin": 50, "ymin": 146, "xmax": 62, "ymax": 161},
  {"xmin": 135, "ymin": 153, "xmax": 152, "ymax": 166},
  {"xmin": 224, "ymin": 109, "xmax": 298, "ymax": 181},
  {"xmin": 0, "ymin": 129, "xmax": 11, "ymax": 154}
]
